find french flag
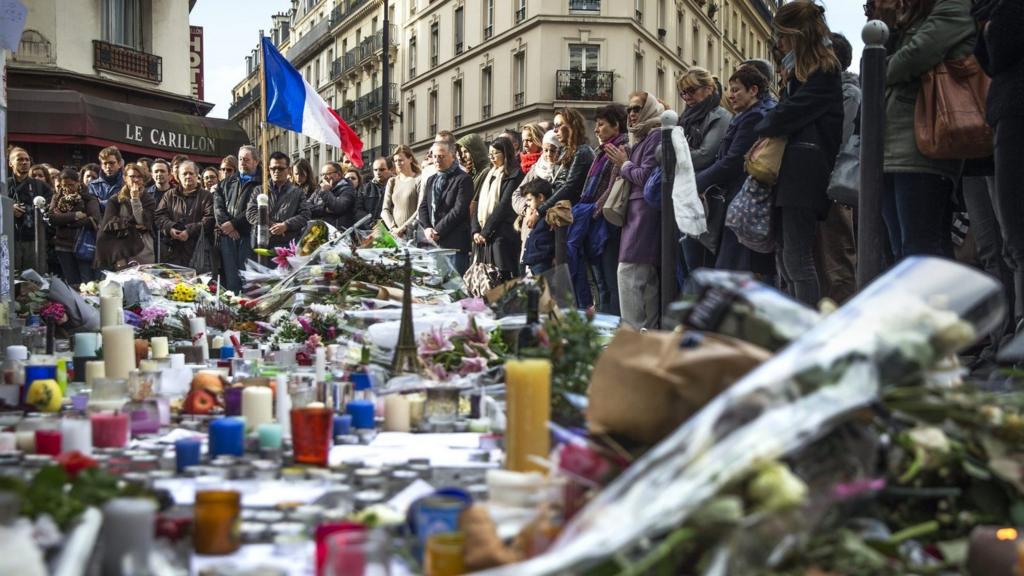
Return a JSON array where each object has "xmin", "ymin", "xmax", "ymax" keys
[{"xmin": 261, "ymin": 36, "xmax": 364, "ymax": 167}]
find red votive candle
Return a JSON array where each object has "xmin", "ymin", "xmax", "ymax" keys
[
  {"xmin": 35, "ymin": 429, "xmax": 62, "ymax": 456},
  {"xmin": 91, "ymin": 412, "xmax": 130, "ymax": 448}
]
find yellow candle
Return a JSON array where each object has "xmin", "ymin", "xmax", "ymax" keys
[{"xmin": 505, "ymin": 359, "xmax": 551, "ymax": 473}]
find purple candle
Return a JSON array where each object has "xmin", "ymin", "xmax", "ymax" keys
[
  {"xmin": 224, "ymin": 387, "xmax": 243, "ymax": 417},
  {"xmin": 130, "ymin": 409, "xmax": 160, "ymax": 436}
]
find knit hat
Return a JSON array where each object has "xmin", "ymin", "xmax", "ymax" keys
[{"xmin": 542, "ymin": 130, "xmax": 559, "ymax": 147}]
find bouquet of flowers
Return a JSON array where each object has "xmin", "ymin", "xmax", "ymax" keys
[
  {"xmin": 39, "ymin": 302, "xmax": 68, "ymax": 325},
  {"xmin": 418, "ymin": 317, "xmax": 509, "ymax": 381}
]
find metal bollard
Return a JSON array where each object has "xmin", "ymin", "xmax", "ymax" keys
[
  {"xmin": 660, "ymin": 110, "xmax": 679, "ymax": 329},
  {"xmin": 857, "ymin": 20, "xmax": 890, "ymax": 289},
  {"xmin": 32, "ymin": 196, "xmax": 47, "ymax": 274}
]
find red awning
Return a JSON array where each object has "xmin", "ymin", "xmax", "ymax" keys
[{"xmin": 9, "ymin": 133, "xmax": 227, "ymax": 164}]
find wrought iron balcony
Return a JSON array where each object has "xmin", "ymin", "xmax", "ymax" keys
[
  {"xmin": 93, "ymin": 40, "xmax": 162, "ymax": 83},
  {"xmin": 483, "ymin": 25, "xmax": 493, "ymax": 40},
  {"xmin": 555, "ymin": 69, "xmax": 614, "ymax": 102},
  {"xmin": 514, "ymin": 92, "xmax": 525, "ymax": 109},
  {"xmin": 343, "ymin": 48, "xmax": 359, "ymax": 75},
  {"xmin": 287, "ymin": 14, "xmax": 334, "ymax": 64},
  {"xmin": 569, "ymin": 0, "xmax": 600, "ymax": 12},
  {"xmin": 515, "ymin": 7, "xmax": 526, "ymax": 23},
  {"xmin": 482, "ymin": 104, "xmax": 491, "ymax": 119},
  {"xmin": 331, "ymin": 59, "xmax": 343, "ymax": 80},
  {"xmin": 228, "ymin": 89, "xmax": 258, "ymax": 120},
  {"xmin": 338, "ymin": 99, "xmax": 356, "ymax": 120},
  {"xmin": 359, "ymin": 25, "xmax": 398, "ymax": 66},
  {"xmin": 352, "ymin": 83, "xmax": 399, "ymax": 120}
]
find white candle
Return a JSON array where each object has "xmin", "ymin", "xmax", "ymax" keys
[
  {"xmin": 102, "ymin": 498, "xmax": 156, "ymax": 576},
  {"xmin": 149, "ymin": 337, "xmax": 169, "ymax": 359},
  {"xmin": 99, "ymin": 296, "xmax": 123, "ymax": 327},
  {"xmin": 314, "ymin": 347, "xmax": 326, "ymax": 383},
  {"xmin": 61, "ymin": 417, "xmax": 93, "ymax": 455},
  {"xmin": 384, "ymin": 394, "xmax": 411, "ymax": 432},
  {"xmin": 15, "ymin": 431, "xmax": 35, "ymax": 453},
  {"xmin": 138, "ymin": 360, "xmax": 158, "ymax": 372},
  {"xmin": 275, "ymin": 373, "xmax": 291, "ymax": 440},
  {"xmin": 0, "ymin": 432, "xmax": 16, "ymax": 452},
  {"xmin": 102, "ymin": 326, "xmax": 136, "ymax": 380},
  {"xmin": 211, "ymin": 335, "xmax": 224, "ymax": 350},
  {"xmin": 241, "ymin": 386, "xmax": 273, "ymax": 432},
  {"xmin": 85, "ymin": 360, "xmax": 106, "ymax": 387},
  {"xmin": 188, "ymin": 317, "xmax": 209, "ymax": 362},
  {"xmin": 74, "ymin": 333, "xmax": 99, "ymax": 357}
]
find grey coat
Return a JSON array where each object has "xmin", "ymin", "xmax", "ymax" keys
[
  {"xmin": 883, "ymin": 0, "xmax": 976, "ymax": 180},
  {"xmin": 688, "ymin": 106, "xmax": 734, "ymax": 172}
]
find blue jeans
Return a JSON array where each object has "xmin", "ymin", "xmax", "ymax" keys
[
  {"xmin": 882, "ymin": 173, "xmax": 954, "ymax": 260},
  {"xmin": 219, "ymin": 236, "xmax": 253, "ymax": 293}
]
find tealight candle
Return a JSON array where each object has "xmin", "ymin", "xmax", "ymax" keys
[
  {"xmin": 257, "ymin": 422, "xmax": 283, "ymax": 450},
  {"xmin": 91, "ymin": 412, "xmax": 129, "ymax": 448},
  {"xmin": 241, "ymin": 387, "xmax": 273, "ymax": 432},
  {"xmin": 346, "ymin": 400, "xmax": 375, "ymax": 430},
  {"xmin": 174, "ymin": 437, "xmax": 201, "ymax": 473},
  {"xmin": 383, "ymin": 395, "xmax": 411, "ymax": 432},
  {"xmin": 209, "ymin": 418, "xmax": 245, "ymax": 457},
  {"xmin": 61, "ymin": 416, "xmax": 93, "ymax": 455},
  {"xmin": 101, "ymin": 498, "xmax": 156, "ymax": 575},
  {"xmin": 102, "ymin": 325, "xmax": 136, "ymax": 380},
  {"xmin": 149, "ymin": 337, "xmax": 169, "ymax": 360}
]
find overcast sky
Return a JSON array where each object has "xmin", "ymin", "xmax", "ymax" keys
[{"xmin": 191, "ymin": 0, "xmax": 867, "ymax": 120}]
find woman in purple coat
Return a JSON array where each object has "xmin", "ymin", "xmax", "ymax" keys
[{"xmin": 605, "ymin": 91, "xmax": 665, "ymax": 329}]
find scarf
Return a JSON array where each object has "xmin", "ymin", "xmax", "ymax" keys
[
  {"xmin": 477, "ymin": 167, "xmax": 504, "ymax": 228},
  {"xmin": 240, "ymin": 173, "xmax": 253, "ymax": 185},
  {"xmin": 580, "ymin": 132, "xmax": 627, "ymax": 204},
  {"xmin": 628, "ymin": 93, "xmax": 666, "ymax": 146},
  {"xmin": 54, "ymin": 187, "xmax": 83, "ymax": 214},
  {"xmin": 519, "ymin": 151, "xmax": 541, "ymax": 175},
  {"xmin": 680, "ymin": 89, "xmax": 722, "ymax": 149},
  {"xmin": 100, "ymin": 170, "xmax": 122, "ymax": 187}
]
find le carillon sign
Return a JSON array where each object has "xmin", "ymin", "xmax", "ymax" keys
[{"xmin": 123, "ymin": 123, "xmax": 218, "ymax": 154}]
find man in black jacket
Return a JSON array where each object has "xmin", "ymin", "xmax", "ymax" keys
[
  {"xmin": 418, "ymin": 141, "xmax": 473, "ymax": 275},
  {"xmin": 314, "ymin": 161, "xmax": 359, "ymax": 230},
  {"xmin": 214, "ymin": 145, "xmax": 261, "ymax": 293},
  {"xmin": 357, "ymin": 156, "xmax": 392, "ymax": 229},
  {"xmin": 245, "ymin": 152, "xmax": 310, "ymax": 251},
  {"xmin": 6, "ymin": 146, "xmax": 52, "ymax": 273}
]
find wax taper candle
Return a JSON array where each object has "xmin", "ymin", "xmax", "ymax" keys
[
  {"xmin": 504, "ymin": 359, "xmax": 551, "ymax": 473},
  {"xmin": 101, "ymin": 325, "xmax": 135, "ymax": 380},
  {"xmin": 241, "ymin": 386, "xmax": 273, "ymax": 432}
]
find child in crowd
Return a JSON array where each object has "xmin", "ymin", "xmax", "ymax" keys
[{"xmin": 520, "ymin": 179, "xmax": 555, "ymax": 277}]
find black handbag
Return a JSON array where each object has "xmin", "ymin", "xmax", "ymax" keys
[{"xmin": 698, "ymin": 185, "xmax": 728, "ymax": 254}]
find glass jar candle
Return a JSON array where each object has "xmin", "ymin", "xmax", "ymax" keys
[{"xmin": 193, "ymin": 490, "xmax": 241, "ymax": 555}]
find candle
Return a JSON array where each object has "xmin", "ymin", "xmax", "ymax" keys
[
  {"xmin": 102, "ymin": 326, "xmax": 136, "ymax": 380},
  {"xmin": 505, "ymin": 359, "xmax": 552, "ymax": 473},
  {"xmin": 91, "ymin": 413, "xmax": 129, "ymax": 448},
  {"xmin": 61, "ymin": 417, "xmax": 93, "ymax": 455},
  {"xmin": 314, "ymin": 347, "xmax": 326, "ymax": 383},
  {"xmin": 34, "ymin": 429, "xmax": 62, "ymax": 456},
  {"xmin": 174, "ymin": 437, "xmax": 201, "ymax": 473},
  {"xmin": 99, "ymin": 296, "xmax": 123, "ymax": 327},
  {"xmin": 138, "ymin": 360, "xmax": 159, "ymax": 373},
  {"xmin": 0, "ymin": 432, "xmax": 15, "ymax": 452},
  {"xmin": 15, "ymin": 431, "xmax": 35, "ymax": 453},
  {"xmin": 130, "ymin": 407, "xmax": 160, "ymax": 436},
  {"xmin": 333, "ymin": 414, "xmax": 352, "ymax": 438},
  {"xmin": 194, "ymin": 490, "xmax": 241, "ymax": 555},
  {"xmin": 257, "ymin": 422, "xmax": 283, "ymax": 450},
  {"xmin": 241, "ymin": 386, "xmax": 273, "ymax": 432},
  {"xmin": 276, "ymin": 373, "xmax": 292, "ymax": 440},
  {"xmin": 408, "ymin": 395, "xmax": 426, "ymax": 429},
  {"xmin": 74, "ymin": 333, "xmax": 99, "ymax": 357},
  {"xmin": 384, "ymin": 395, "xmax": 411, "ymax": 432},
  {"xmin": 188, "ymin": 317, "xmax": 209, "ymax": 362},
  {"xmin": 92, "ymin": 377, "xmax": 128, "ymax": 401},
  {"xmin": 84, "ymin": 360, "xmax": 106, "ymax": 387},
  {"xmin": 290, "ymin": 407, "xmax": 333, "ymax": 467},
  {"xmin": 209, "ymin": 418, "xmax": 245, "ymax": 457},
  {"xmin": 149, "ymin": 337, "xmax": 169, "ymax": 360},
  {"xmin": 346, "ymin": 400, "xmax": 375, "ymax": 430},
  {"xmin": 224, "ymin": 387, "xmax": 243, "ymax": 416},
  {"xmin": 101, "ymin": 498, "xmax": 156, "ymax": 575}
]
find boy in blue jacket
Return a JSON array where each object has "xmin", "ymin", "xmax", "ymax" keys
[{"xmin": 520, "ymin": 179, "xmax": 555, "ymax": 276}]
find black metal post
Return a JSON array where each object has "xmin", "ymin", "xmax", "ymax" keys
[
  {"xmin": 659, "ymin": 111, "xmax": 679, "ymax": 328},
  {"xmin": 257, "ymin": 194, "xmax": 270, "ymax": 268},
  {"xmin": 33, "ymin": 199, "xmax": 47, "ymax": 274},
  {"xmin": 380, "ymin": 0, "xmax": 390, "ymax": 158},
  {"xmin": 857, "ymin": 21, "xmax": 889, "ymax": 290}
]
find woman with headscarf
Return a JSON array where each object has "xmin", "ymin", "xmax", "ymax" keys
[
  {"xmin": 513, "ymin": 130, "xmax": 561, "ymax": 273},
  {"xmin": 457, "ymin": 133, "xmax": 492, "ymax": 214},
  {"xmin": 49, "ymin": 168, "xmax": 102, "ymax": 286},
  {"xmin": 95, "ymin": 162, "xmax": 157, "ymax": 270},
  {"xmin": 605, "ymin": 91, "xmax": 666, "ymax": 329},
  {"xmin": 154, "ymin": 160, "xmax": 214, "ymax": 267},
  {"xmin": 472, "ymin": 138, "xmax": 524, "ymax": 280}
]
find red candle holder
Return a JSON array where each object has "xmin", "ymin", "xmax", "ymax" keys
[
  {"xmin": 35, "ymin": 429, "xmax": 62, "ymax": 456},
  {"xmin": 91, "ymin": 413, "xmax": 129, "ymax": 448},
  {"xmin": 290, "ymin": 407, "xmax": 333, "ymax": 467}
]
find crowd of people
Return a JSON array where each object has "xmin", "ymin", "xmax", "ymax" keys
[{"xmin": 6, "ymin": 0, "xmax": 1021, "ymax": 352}]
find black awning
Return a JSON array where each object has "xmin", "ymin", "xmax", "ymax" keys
[{"xmin": 8, "ymin": 88, "xmax": 250, "ymax": 162}]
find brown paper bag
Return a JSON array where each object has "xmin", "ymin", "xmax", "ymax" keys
[{"xmin": 587, "ymin": 329, "xmax": 771, "ymax": 446}]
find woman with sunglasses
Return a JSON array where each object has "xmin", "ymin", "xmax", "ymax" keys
[
  {"xmin": 95, "ymin": 162, "xmax": 157, "ymax": 269},
  {"xmin": 678, "ymin": 67, "xmax": 733, "ymax": 174},
  {"xmin": 754, "ymin": 1, "xmax": 843, "ymax": 306}
]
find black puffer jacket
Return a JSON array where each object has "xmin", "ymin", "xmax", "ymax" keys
[
  {"xmin": 244, "ymin": 181, "xmax": 311, "ymax": 250},
  {"xmin": 538, "ymin": 145, "xmax": 595, "ymax": 216}
]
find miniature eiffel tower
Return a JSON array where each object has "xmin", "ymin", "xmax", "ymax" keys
[{"xmin": 391, "ymin": 251, "xmax": 421, "ymax": 374}]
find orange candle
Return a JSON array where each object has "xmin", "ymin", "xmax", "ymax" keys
[{"xmin": 505, "ymin": 359, "xmax": 551, "ymax": 473}]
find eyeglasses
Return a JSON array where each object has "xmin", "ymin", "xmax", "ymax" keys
[
  {"xmin": 269, "ymin": 166, "xmax": 288, "ymax": 172},
  {"xmin": 627, "ymin": 105, "xmax": 643, "ymax": 114},
  {"xmin": 127, "ymin": 174, "xmax": 144, "ymax": 180},
  {"xmin": 679, "ymin": 87, "xmax": 702, "ymax": 97}
]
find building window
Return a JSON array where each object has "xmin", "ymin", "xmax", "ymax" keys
[
  {"xmin": 484, "ymin": 0, "xmax": 494, "ymax": 40},
  {"xmin": 635, "ymin": 0, "xmax": 643, "ymax": 22},
  {"xmin": 515, "ymin": 0, "xmax": 526, "ymax": 23},
  {"xmin": 482, "ymin": 66, "xmax": 492, "ymax": 119},
  {"xmin": 568, "ymin": 43, "xmax": 600, "ymax": 72},
  {"xmin": 692, "ymin": 25, "xmax": 700, "ymax": 65},
  {"xmin": 658, "ymin": 0, "xmax": 666, "ymax": 30},
  {"xmin": 455, "ymin": 7, "xmax": 464, "ymax": 54},
  {"xmin": 453, "ymin": 80, "xmax": 463, "ymax": 128},
  {"xmin": 513, "ymin": 51, "xmax": 525, "ymax": 109},
  {"xmin": 634, "ymin": 52, "xmax": 643, "ymax": 92},
  {"xmin": 657, "ymin": 68, "xmax": 665, "ymax": 99},
  {"xmin": 314, "ymin": 58, "xmax": 321, "ymax": 86},
  {"xmin": 407, "ymin": 100, "xmax": 416, "ymax": 141},
  {"xmin": 430, "ymin": 22, "xmax": 439, "ymax": 67},
  {"xmin": 707, "ymin": 39, "xmax": 714, "ymax": 71},
  {"xmin": 101, "ymin": 0, "xmax": 143, "ymax": 50},
  {"xmin": 676, "ymin": 10, "xmax": 684, "ymax": 59},
  {"xmin": 569, "ymin": 0, "xmax": 600, "ymax": 12},
  {"xmin": 409, "ymin": 35, "xmax": 417, "ymax": 78},
  {"xmin": 429, "ymin": 89, "xmax": 438, "ymax": 136}
]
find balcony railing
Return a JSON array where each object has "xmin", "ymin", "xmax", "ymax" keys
[
  {"xmin": 455, "ymin": 40, "xmax": 463, "ymax": 55},
  {"xmin": 351, "ymin": 83, "xmax": 399, "ymax": 120},
  {"xmin": 330, "ymin": 59, "xmax": 343, "ymax": 80},
  {"xmin": 569, "ymin": 0, "xmax": 600, "ymax": 11},
  {"xmin": 287, "ymin": 14, "xmax": 335, "ymax": 64},
  {"xmin": 555, "ymin": 69, "xmax": 614, "ymax": 102},
  {"xmin": 483, "ymin": 25, "xmax": 493, "ymax": 40},
  {"xmin": 93, "ymin": 40, "xmax": 162, "ymax": 83},
  {"xmin": 228, "ymin": 88, "xmax": 258, "ymax": 119},
  {"xmin": 454, "ymin": 114, "xmax": 462, "ymax": 128},
  {"xmin": 343, "ymin": 48, "xmax": 359, "ymax": 74},
  {"xmin": 482, "ymin": 104, "xmax": 491, "ymax": 119},
  {"xmin": 339, "ymin": 100, "xmax": 356, "ymax": 120},
  {"xmin": 514, "ymin": 92, "xmax": 525, "ymax": 109},
  {"xmin": 515, "ymin": 7, "xmax": 526, "ymax": 22},
  {"xmin": 361, "ymin": 145, "xmax": 397, "ymax": 170},
  {"xmin": 358, "ymin": 25, "xmax": 399, "ymax": 65}
]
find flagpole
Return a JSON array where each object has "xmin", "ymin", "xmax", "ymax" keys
[{"xmin": 258, "ymin": 30, "xmax": 270, "ymax": 267}]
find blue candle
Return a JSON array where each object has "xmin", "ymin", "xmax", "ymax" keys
[
  {"xmin": 333, "ymin": 414, "xmax": 352, "ymax": 437},
  {"xmin": 220, "ymin": 345, "xmax": 235, "ymax": 360},
  {"xmin": 208, "ymin": 418, "xmax": 245, "ymax": 457},
  {"xmin": 346, "ymin": 400, "xmax": 375, "ymax": 430},
  {"xmin": 257, "ymin": 422, "xmax": 283, "ymax": 450},
  {"xmin": 175, "ymin": 437, "xmax": 201, "ymax": 473}
]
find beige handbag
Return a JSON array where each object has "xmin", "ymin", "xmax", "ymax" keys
[
  {"xmin": 744, "ymin": 136, "xmax": 788, "ymax": 186},
  {"xmin": 601, "ymin": 177, "xmax": 631, "ymax": 227}
]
